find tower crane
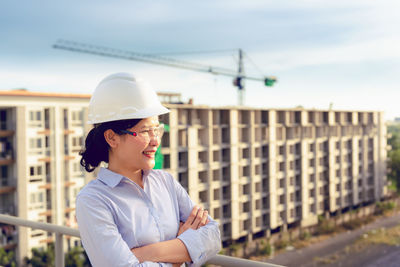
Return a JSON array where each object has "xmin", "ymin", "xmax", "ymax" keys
[{"xmin": 53, "ymin": 40, "xmax": 277, "ymax": 105}]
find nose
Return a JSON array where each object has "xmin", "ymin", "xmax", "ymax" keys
[{"xmin": 148, "ymin": 134, "xmax": 160, "ymax": 147}]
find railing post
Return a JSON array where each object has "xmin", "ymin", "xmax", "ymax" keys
[{"xmin": 55, "ymin": 233, "xmax": 64, "ymax": 267}]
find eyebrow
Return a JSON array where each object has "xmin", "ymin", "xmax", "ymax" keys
[{"xmin": 140, "ymin": 123, "xmax": 160, "ymax": 129}]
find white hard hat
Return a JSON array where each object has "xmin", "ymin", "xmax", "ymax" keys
[{"xmin": 87, "ymin": 72, "xmax": 170, "ymax": 124}]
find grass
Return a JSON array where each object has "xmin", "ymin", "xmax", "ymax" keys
[
  {"xmin": 309, "ymin": 222, "xmax": 400, "ymax": 265},
  {"xmin": 357, "ymin": 224, "xmax": 400, "ymax": 246},
  {"xmin": 375, "ymin": 201, "xmax": 396, "ymax": 216}
]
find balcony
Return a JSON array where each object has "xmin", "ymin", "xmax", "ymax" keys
[
  {"xmin": 0, "ymin": 130, "xmax": 15, "ymax": 138},
  {"xmin": 0, "ymin": 223, "xmax": 17, "ymax": 250},
  {"xmin": 0, "ymin": 186, "xmax": 16, "ymax": 195},
  {"xmin": 0, "ymin": 214, "xmax": 283, "ymax": 267},
  {"xmin": 0, "ymin": 148, "xmax": 14, "ymax": 165}
]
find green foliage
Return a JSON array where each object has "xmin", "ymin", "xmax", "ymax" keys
[
  {"xmin": 229, "ymin": 243, "xmax": 240, "ymax": 253},
  {"xmin": 299, "ymin": 231, "xmax": 312, "ymax": 241},
  {"xmin": 388, "ymin": 125, "xmax": 400, "ymax": 192},
  {"xmin": 274, "ymin": 238, "xmax": 289, "ymax": 250},
  {"xmin": 24, "ymin": 244, "xmax": 91, "ymax": 267},
  {"xmin": 342, "ymin": 216, "xmax": 374, "ymax": 230},
  {"xmin": 25, "ymin": 243, "xmax": 55, "ymax": 267},
  {"xmin": 342, "ymin": 218, "xmax": 364, "ymax": 230},
  {"xmin": 228, "ymin": 243, "xmax": 242, "ymax": 257},
  {"xmin": 259, "ymin": 241, "xmax": 272, "ymax": 255},
  {"xmin": 375, "ymin": 201, "xmax": 396, "ymax": 215},
  {"xmin": 0, "ymin": 248, "xmax": 17, "ymax": 267},
  {"xmin": 65, "ymin": 246, "xmax": 91, "ymax": 267},
  {"xmin": 316, "ymin": 216, "xmax": 336, "ymax": 235}
]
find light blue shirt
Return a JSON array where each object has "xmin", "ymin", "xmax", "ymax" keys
[{"xmin": 76, "ymin": 168, "xmax": 221, "ymax": 267}]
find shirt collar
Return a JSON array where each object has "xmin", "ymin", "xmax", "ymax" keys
[
  {"xmin": 97, "ymin": 167, "xmax": 125, "ymax": 188},
  {"xmin": 97, "ymin": 167, "xmax": 152, "ymax": 188}
]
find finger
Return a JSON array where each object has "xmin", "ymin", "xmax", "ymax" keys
[
  {"xmin": 194, "ymin": 207, "xmax": 204, "ymax": 229},
  {"xmin": 200, "ymin": 210, "xmax": 208, "ymax": 226},
  {"xmin": 187, "ymin": 206, "xmax": 200, "ymax": 224},
  {"xmin": 206, "ymin": 218, "xmax": 210, "ymax": 224}
]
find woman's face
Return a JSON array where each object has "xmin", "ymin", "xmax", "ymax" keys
[{"xmin": 112, "ymin": 116, "xmax": 161, "ymax": 172}]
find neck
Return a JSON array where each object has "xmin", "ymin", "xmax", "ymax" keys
[{"xmin": 108, "ymin": 160, "xmax": 144, "ymax": 188}]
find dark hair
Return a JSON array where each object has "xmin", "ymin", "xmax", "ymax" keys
[{"xmin": 80, "ymin": 119, "xmax": 141, "ymax": 172}]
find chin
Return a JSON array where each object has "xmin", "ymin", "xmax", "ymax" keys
[{"xmin": 142, "ymin": 162, "xmax": 155, "ymax": 170}]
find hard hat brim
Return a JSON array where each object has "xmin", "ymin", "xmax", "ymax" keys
[{"xmin": 87, "ymin": 104, "xmax": 170, "ymax": 125}]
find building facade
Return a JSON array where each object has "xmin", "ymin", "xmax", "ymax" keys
[
  {"xmin": 0, "ymin": 89, "xmax": 387, "ymax": 261},
  {"xmin": 159, "ymin": 105, "xmax": 388, "ymax": 244},
  {"xmin": 0, "ymin": 90, "xmax": 92, "ymax": 263}
]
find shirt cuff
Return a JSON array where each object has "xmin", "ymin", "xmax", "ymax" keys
[{"xmin": 177, "ymin": 229, "xmax": 205, "ymax": 264}]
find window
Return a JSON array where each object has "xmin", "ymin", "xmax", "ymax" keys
[
  {"xmin": 279, "ymin": 179, "xmax": 285, "ymax": 188},
  {"xmin": 255, "ymin": 182, "xmax": 261, "ymax": 193},
  {"xmin": 213, "ymin": 189, "xmax": 219, "ymax": 201},
  {"xmin": 199, "ymin": 190, "xmax": 208, "ymax": 203},
  {"xmin": 29, "ymin": 165, "xmax": 44, "ymax": 182},
  {"xmin": 279, "ymin": 145, "xmax": 285, "ymax": 155},
  {"xmin": 279, "ymin": 162, "xmax": 285, "ymax": 171},
  {"xmin": 279, "ymin": 194, "xmax": 285, "ymax": 204},
  {"xmin": 309, "ymin": 189, "xmax": 315, "ymax": 197},
  {"xmin": 336, "ymin": 141, "xmax": 340, "ymax": 149},
  {"xmin": 242, "ymin": 201, "xmax": 250, "ymax": 213},
  {"xmin": 29, "ymin": 137, "xmax": 43, "ymax": 150},
  {"xmin": 29, "ymin": 110, "xmax": 43, "ymax": 127},
  {"xmin": 213, "ymin": 208, "xmax": 220, "ymax": 219},
  {"xmin": 242, "ymin": 184, "xmax": 251, "ymax": 195},
  {"xmin": 310, "ymin": 204, "xmax": 315, "ymax": 213},
  {"xmin": 309, "ymin": 159, "xmax": 315, "ymax": 167},
  {"xmin": 295, "ymin": 175, "xmax": 301, "ymax": 186},
  {"xmin": 71, "ymin": 110, "xmax": 83, "ymax": 124},
  {"xmin": 71, "ymin": 136, "xmax": 83, "ymax": 147}
]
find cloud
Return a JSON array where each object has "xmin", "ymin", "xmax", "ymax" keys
[{"xmin": 252, "ymin": 35, "xmax": 400, "ymax": 72}]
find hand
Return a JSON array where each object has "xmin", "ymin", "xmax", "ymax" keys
[
  {"xmin": 177, "ymin": 205, "xmax": 209, "ymax": 236},
  {"xmin": 172, "ymin": 263, "xmax": 182, "ymax": 267}
]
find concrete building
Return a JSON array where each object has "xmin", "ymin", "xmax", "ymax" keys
[
  {"xmin": 0, "ymin": 89, "xmax": 388, "ymax": 260},
  {"xmin": 158, "ymin": 105, "xmax": 388, "ymax": 244},
  {"xmin": 0, "ymin": 90, "xmax": 92, "ymax": 262}
]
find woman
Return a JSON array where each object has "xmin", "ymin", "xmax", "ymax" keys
[{"xmin": 76, "ymin": 73, "xmax": 221, "ymax": 267}]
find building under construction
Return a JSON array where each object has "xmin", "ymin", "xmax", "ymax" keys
[{"xmin": 158, "ymin": 104, "xmax": 388, "ymax": 245}]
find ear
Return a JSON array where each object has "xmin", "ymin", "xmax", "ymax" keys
[{"xmin": 104, "ymin": 129, "xmax": 120, "ymax": 148}]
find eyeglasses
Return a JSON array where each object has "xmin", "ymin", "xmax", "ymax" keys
[{"xmin": 121, "ymin": 124, "xmax": 164, "ymax": 139}]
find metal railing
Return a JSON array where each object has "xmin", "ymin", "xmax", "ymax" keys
[{"xmin": 0, "ymin": 214, "xmax": 283, "ymax": 267}]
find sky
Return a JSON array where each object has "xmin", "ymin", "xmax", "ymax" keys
[{"xmin": 0, "ymin": 0, "xmax": 399, "ymax": 119}]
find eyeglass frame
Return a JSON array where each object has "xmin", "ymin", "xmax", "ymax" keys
[{"xmin": 120, "ymin": 124, "xmax": 165, "ymax": 139}]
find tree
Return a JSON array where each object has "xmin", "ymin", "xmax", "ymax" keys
[
  {"xmin": 24, "ymin": 243, "xmax": 91, "ymax": 267},
  {"xmin": 0, "ymin": 247, "xmax": 17, "ymax": 267},
  {"xmin": 25, "ymin": 244, "xmax": 55, "ymax": 267},
  {"xmin": 388, "ymin": 125, "xmax": 400, "ymax": 192},
  {"xmin": 65, "ymin": 246, "xmax": 91, "ymax": 267}
]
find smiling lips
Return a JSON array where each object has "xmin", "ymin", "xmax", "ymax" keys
[{"xmin": 143, "ymin": 150, "xmax": 156, "ymax": 158}]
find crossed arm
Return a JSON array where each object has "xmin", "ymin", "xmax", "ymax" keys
[{"xmin": 131, "ymin": 205, "xmax": 209, "ymax": 265}]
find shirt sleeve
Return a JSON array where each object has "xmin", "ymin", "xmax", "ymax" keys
[
  {"xmin": 76, "ymin": 194, "xmax": 173, "ymax": 267},
  {"xmin": 171, "ymin": 178, "xmax": 222, "ymax": 267}
]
